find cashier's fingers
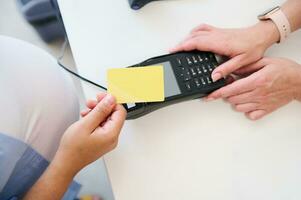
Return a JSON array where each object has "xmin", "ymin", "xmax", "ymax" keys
[
  {"xmin": 225, "ymin": 75, "xmax": 235, "ymax": 84},
  {"xmin": 170, "ymin": 24, "xmax": 213, "ymax": 52},
  {"xmin": 232, "ymin": 103, "xmax": 259, "ymax": 113},
  {"xmin": 211, "ymin": 54, "xmax": 253, "ymax": 82},
  {"xmin": 226, "ymin": 90, "xmax": 257, "ymax": 105},
  {"xmin": 245, "ymin": 110, "xmax": 267, "ymax": 120},
  {"xmin": 170, "ymin": 37, "xmax": 216, "ymax": 53},
  {"xmin": 170, "ymin": 24, "xmax": 218, "ymax": 53},
  {"xmin": 191, "ymin": 23, "xmax": 216, "ymax": 33},
  {"xmin": 206, "ymin": 75, "xmax": 256, "ymax": 100},
  {"xmin": 234, "ymin": 58, "xmax": 268, "ymax": 76},
  {"xmin": 202, "ymin": 76, "xmax": 234, "ymax": 102},
  {"xmin": 182, "ymin": 29, "xmax": 212, "ymax": 42}
]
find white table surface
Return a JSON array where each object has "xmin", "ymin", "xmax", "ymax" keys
[{"xmin": 58, "ymin": 0, "xmax": 301, "ymax": 199}]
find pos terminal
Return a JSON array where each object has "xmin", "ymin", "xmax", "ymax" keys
[{"xmin": 124, "ymin": 51, "xmax": 226, "ymax": 119}]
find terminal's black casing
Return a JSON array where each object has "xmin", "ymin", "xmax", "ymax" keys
[{"xmin": 124, "ymin": 51, "xmax": 226, "ymax": 120}]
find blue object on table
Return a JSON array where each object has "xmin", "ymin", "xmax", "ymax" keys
[
  {"xmin": 128, "ymin": 0, "xmax": 160, "ymax": 10},
  {"xmin": 16, "ymin": 0, "xmax": 66, "ymax": 42}
]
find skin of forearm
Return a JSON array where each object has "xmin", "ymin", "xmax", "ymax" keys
[
  {"xmin": 294, "ymin": 66, "xmax": 301, "ymax": 102},
  {"xmin": 250, "ymin": 0, "xmax": 301, "ymax": 51},
  {"xmin": 252, "ymin": 20, "xmax": 280, "ymax": 49},
  {"xmin": 282, "ymin": 0, "xmax": 301, "ymax": 101},
  {"xmin": 23, "ymin": 154, "xmax": 79, "ymax": 200},
  {"xmin": 282, "ymin": 0, "xmax": 301, "ymax": 32}
]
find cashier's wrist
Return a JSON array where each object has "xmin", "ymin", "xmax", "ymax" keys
[
  {"xmin": 251, "ymin": 20, "xmax": 280, "ymax": 50},
  {"xmin": 294, "ymin": 67, "xmax": 301, "ymax": 102}
]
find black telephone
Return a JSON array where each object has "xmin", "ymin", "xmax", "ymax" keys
[{"xmin": 124, "ymin": 51, "xmax": 226, "ymax": 119}]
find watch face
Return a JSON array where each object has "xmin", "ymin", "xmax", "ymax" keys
[{"xmin": 258, "ymin": 6, "xmax": 280, "ymax": 20}]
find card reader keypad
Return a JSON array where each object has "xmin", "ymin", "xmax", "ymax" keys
[{"xmin": 176, "ymin": 53, "xmax": 219, "ymax": 91}]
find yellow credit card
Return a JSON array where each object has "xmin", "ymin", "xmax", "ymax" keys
[{"xmin": 107, "ymin": 66, "xmax": 165, "ymax": 103}]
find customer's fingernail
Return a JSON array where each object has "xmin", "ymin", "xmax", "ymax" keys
[
  {"xmin": 104, "ymin": 94, "xmax": 115, "ymax": 106},
  {"xmin": 212, "ymin": 72, "xmax": 222, "ymax": 82}
]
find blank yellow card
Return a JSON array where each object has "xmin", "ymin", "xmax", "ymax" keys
[{"xmin": 107, "ymin": 66, "xmax": 165, "ymax": 103}]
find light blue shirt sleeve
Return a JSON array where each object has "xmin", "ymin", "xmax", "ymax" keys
[{"xmin": 0, "ymin": 133, "xmax": 81, "ymax": 200}]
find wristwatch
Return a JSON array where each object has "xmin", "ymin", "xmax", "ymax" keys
[{"xmin": 258, "ymin": 6, "xmax": 291, "ymax": 43}]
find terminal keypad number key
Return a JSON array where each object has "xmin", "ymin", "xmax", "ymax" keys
[{"xmin": 176, "ymin": 53, "xmax": 219, "ymax": 92}]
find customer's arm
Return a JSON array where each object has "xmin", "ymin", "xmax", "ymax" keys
[
  {"xmin": 23, "ymin": 93, "xmax": 126, "ymax": 200},
  {"xmin": 171, "ymin": 0, "xmax": 301, "ymax": 81}
]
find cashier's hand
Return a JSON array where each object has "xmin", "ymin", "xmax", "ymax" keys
[
  {"xmin": 170, "ymin": 21, "xmax": 279, "ymax": 82},
  {"xmin": 54, "ymin": 93, "xmax": 126, "ymax": 174},
  {"xmin": 206, "ymin": 58, "xmax": 301, "ymax": 120}
]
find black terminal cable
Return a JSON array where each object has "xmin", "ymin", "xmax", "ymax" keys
[{"xmin": 57, "ymin": 38, "xmax": 108, "ymax": 91}]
